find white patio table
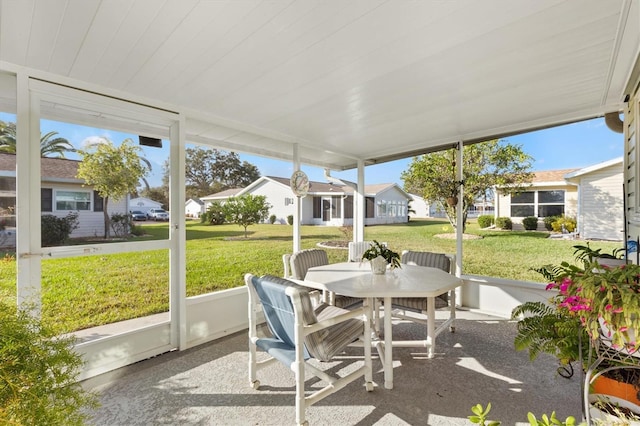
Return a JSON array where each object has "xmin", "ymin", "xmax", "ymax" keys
[{"xmin": 304, "ymin": 262, "xmax": 463, "ymax": 389}]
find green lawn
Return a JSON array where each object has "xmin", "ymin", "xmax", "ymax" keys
[{"xmin": 0, "ymin": 219, "xmax": 621, "ymax": 333}]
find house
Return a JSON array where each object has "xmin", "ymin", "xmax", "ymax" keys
[
  {"xmin": 184, "ymin": 198, "xmax": 204, "ymax": 218},
  {"xmin": 564, "ymin": 157, "xmax": 624, "ymax": 241},
  {"xmin": 408, "ymin": 194, "xmax": 431, "ymax": 218},
  {"xmin": 203, "ymin": 176, "xmax": 412, "ymax": 226},
  {"xmin": 199, "ymin": 188, "xmax": 243, "ymax": 207},
  {"xmin": 495, "ymin": 158, "xmax": 623, "ymax": 240},
  {"xmin": 496, "ymin": 168, "xmax": 579, "ymax": 227},
  {"xmin": 0, "ymin": 153, "xmax": 128, "ymax": 243},
  {"xmin": 129, "ymin": 197, "xmax": 163, "ymax": 215}
]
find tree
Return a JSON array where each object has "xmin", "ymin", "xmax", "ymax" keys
[
  {"xmin": 222, "ymin": 195, "xmax": 271, "ymax": 237},
  {"xmin": 0, "ymin": 120, "xmax": 75, "ymax": 158},
  {"xmin": 401, "ymin": 140, "xmax": 533, "ymax": 231},
  {"xmin": 182, "ymin": 147, "xmax": 261, "ymax": 197},
  {"xmin": 76, "ymin": 138, "xmax": 149, "ymax": 238}
]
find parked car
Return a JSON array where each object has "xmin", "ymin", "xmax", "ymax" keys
[
  {"xmin": 130, "ymin": 210, "xmax": 147, "ymax": 221},
  {"xmin": 147, "ymin": 208, "xmax": 169, "ymax": 221}
]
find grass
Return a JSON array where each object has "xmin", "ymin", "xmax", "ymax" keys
[{"xmin": 0, "ymin": 218, "xmax": 622, "ymax": 333}]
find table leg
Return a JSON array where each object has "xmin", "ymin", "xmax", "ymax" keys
[
  {"xmin": 427, "ymin": 296, "xmax": 435, "ymax": 358},
  {"xmin": 383, "ymin": 296, "xmax": 393, "ymax": 389}
]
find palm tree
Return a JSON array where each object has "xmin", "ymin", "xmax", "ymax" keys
[{"xmin": 0, "ymin": 120, "xmax": 75, "ymax": 158}]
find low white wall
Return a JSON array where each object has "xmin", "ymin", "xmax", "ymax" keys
[
  {"xmin": 77, "ymin": 276, "xmax": 552, "ymax": 381},
  {"xmin": 460, "ymin": 275, "xmax": 552, "ymax": 318},
  {"xmin": 186, "ymin": 286, "xmax": 249, "ymax": 348}
]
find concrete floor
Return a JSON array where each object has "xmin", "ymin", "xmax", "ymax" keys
[{"xmin": 83, "ymin": 310, "xmax": 582, "ymax": 425}]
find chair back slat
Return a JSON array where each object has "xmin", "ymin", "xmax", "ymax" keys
[
  {"xmin": 401, "ymin": 250, "xmax": 450, "ymax": 272},
  {"xmin": 289, "ymin": 249, "xmax": 329, "ymax": 279}
]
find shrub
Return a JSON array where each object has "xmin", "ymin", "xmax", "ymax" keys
[
  {"xmin": 41, "ymin": 212, "xmax": 79, "ymax": 247},
  {"xmin": 477, "ymin": 215, "xmax": 494, "ymax": 228},
  {"xmin": 269, "ymin": 214, "xmax": 277, "ymax": 224},
  {"xmin": 551, "ymin": 215, "xmax": 577, "ymax": 233},
  {"xmin": 110, "ymin": 212, "xmax": 132, "ymax": 237},
  {"xmin": 0, "ymin": 301, "xmax": 98, "ymax": 425},
  {"xmin": 495, "ymin": 217, "xmax": 512, "ymax": 230},
  {"xmin": 130, "ymin": 224, "xmax": 144, "ymax": 236},
  {"xmin": 543, "ymin": 215, "xmax": 559, "ymax": 231},
  {"xmin": 522, "ymin": 216, "xmax": 539, "ymax": 231},
  {"xmin": 287, "ymin": 215, "xmax": 294, "ymax": 225},
  {"xmin": 200, "ymin": 202, "xmax": 225, "ymax": 225}
]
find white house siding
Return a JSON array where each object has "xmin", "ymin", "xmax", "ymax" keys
[
  {"xmin": 369, "ymin": 186, "xmax": 409, "ymax": 225},
  {"xmin": 43, "ymin": 183, "xmax": 128, "ymax": 238},
  {"xmin": 408, "ymin": 194, "xmax": 430, "ymax": 218},
  {"xmin": 185, "ymin": 199, "xmax": 204, "ymax": 218},
  {"xmin": 578, "ymin": 166, "xmax": 624, "ymax": 241},
  {"xmin": 245, "ymin": 180, "xmax": 295, "ymax": 224}
]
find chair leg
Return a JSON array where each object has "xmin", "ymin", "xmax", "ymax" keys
[
  {"xmin": 449, "ymin": 289, "xmax": 456, "ymax": 333},
  {"xmin": 294, "ymin": 359, "xmax": 307, "ymax": 426}
]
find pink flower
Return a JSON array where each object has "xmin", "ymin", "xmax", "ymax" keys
[
  {"xmin": 546, "ymin": 283, "xmax": 556, "ymax": 291},
  {"xmin": 613, "ymin": 307, "xmax": 624, "ymax": 314}
]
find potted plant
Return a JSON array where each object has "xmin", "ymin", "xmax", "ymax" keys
[{"xmin": 361, "ymin": 240, "xmax": 401, "ymax": 274}]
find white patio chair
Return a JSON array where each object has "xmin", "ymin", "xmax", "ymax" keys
[
  {"xmin": 246, "ymin": 274, "xmax": 373, "ymax": 426},
  {"xmin": 387, "ymin": 250, "xmax": 457, "ymax": 332}
]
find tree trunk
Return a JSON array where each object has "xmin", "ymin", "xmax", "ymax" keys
[{"xmin": 103, "ymin": 197, "xmax": 110, "ymax": 239}]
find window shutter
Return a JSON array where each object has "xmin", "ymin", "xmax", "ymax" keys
[
  {"xmin": 93, "ymin": 191, "xmax": 104, "ymax": 212},
  {"xmin": 41, "ymin": 188, "xmax": 52, "ymax": 212}
]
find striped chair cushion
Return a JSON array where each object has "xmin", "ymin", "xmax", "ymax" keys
[
  {"xmin": 308, "ymin": 304, "xmax": 364, "ymax": 362},
  {"xmin": 289, "ymin": 249, "xmax": 329, "ymax": 279},
  {"xmin": 393, "ymin": 251, "xmax": 452, "ymax": 309}
]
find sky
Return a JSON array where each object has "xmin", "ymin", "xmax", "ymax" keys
[
  {"xmin": 250, "ymin": 116, "xmax": 623, "ymax": 187},
  {"xmin": 0, "ymin": 113, "xmax": 623, "ymax": 190}
]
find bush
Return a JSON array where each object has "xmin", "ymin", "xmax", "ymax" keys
[
  {"xmin": 287, "ymin": 215, "xmax": 294, "ymax": 225},
  {"xmin": 200, "ymin": 202, "xmax": 225, "ymax": 225},
  {"xmin": 551, "ymin": 215, "xmax": 577, "ymax": 233},
  {"xmin": 522, "ymin": 216, "xmax": 539, "ymax": 231},
  {"xmin": 110, "ymin": 212, "xmax": 132, "ymax": 237},
  {"xmin": 269, "ymin": 214, "xmax": 277, "ymax": 224},
  {"xmin": 41, "ymin": 212, "xmax": 79, "ymax": 247},
  {"xmin": 495, "ymin": 217, "xmax": 512, "ymax": 230},
  {"xmin": 130, "ymin": 224, "xmax": 144, "ymax": 236},
  {"xmin": 543, "ymin": 215, "xmax": 559, "ymax": 231},
  {"xmin": 477, "ymin": 215, "xmax": 494, "ymax": 228},
  {"xmin": 0, "ymin": 301, "xmax": 98, "ymax": 425}
]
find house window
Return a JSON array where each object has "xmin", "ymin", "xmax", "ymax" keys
[
  {"xmin": 331, "ymin": 196, "xmax": 341, "ymax": 218},
  {"xmin": 510, "ymin": 190, "xmax": 565, "ymax": 217},
  {"xmin": 313, "ymin": 197, "xmax": 321, "ymax": 218},
  {"xmin": 377, "ymin": 200, "xmax": 387, "ymax": 217},
  {"xmin": 55, "ymin": 190, "xmax": 91, "ymax": 211},
  {"xmin": 365, "ymin": 197, "xmax": 374, "ymax": 218},
  {"xmin": 344, "ymin": 196, "xmax": 353, "ymax": 219},
  {"xmin": 93, "ymin": 191, "xmax": 104, "ymax": 212},
  {"xmin": 41, "ymin": 188, "xmax": 52, "ymax": 212},
  {"xmin": 538, "ymin": 190, "xmax": 565, "ymax": 217}
]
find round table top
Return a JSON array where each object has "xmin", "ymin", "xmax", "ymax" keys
[{"xmin": 304, "ymin": 262, "xmax": 462, "ymax": 298}]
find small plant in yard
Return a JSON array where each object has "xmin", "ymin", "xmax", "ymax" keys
[
  {"xmin": 0, "ymin": 301, "xmax": 98, "ymax": 425},
  {"xmin": 269, "ymin": 214, "xmax": 277, "ymax": 224},
  {"xmin": 550, "ymin": 215, "xmax": 577, "ymax": 233},
  {"xmin": 41, "ymin": 211, "xmax": 79, "ymax": 246},
  {"xmin": 495, "ymin": 217, "xmax": 512, "ymax": 230},
  {"xmin": 287, "ymin": 214, "xmax": 294, "ymax": 225},
  {"xmin": 522, "ymin": 216, "xmax": 539, "ymax": 231},
  {"xmin": 477, "ymin": 214, "xmax": 494, "ymax": 228},
  {"xmin": 544, "ymin": 215, "xmax": 560, "ymax": 231}
]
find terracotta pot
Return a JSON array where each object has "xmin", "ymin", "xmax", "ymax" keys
[{"xmin": 593, "ymin": 375, "xmax": 640, "ymax": 406}]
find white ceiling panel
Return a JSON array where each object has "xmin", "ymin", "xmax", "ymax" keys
[{"xmin": 1, "ymin": 0, "xmax": 638, "ymax": 170}]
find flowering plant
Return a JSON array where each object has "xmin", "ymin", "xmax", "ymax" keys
[{"xmin": 540, "ymin": 257, "xmax": 640, "ymax": 353}]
